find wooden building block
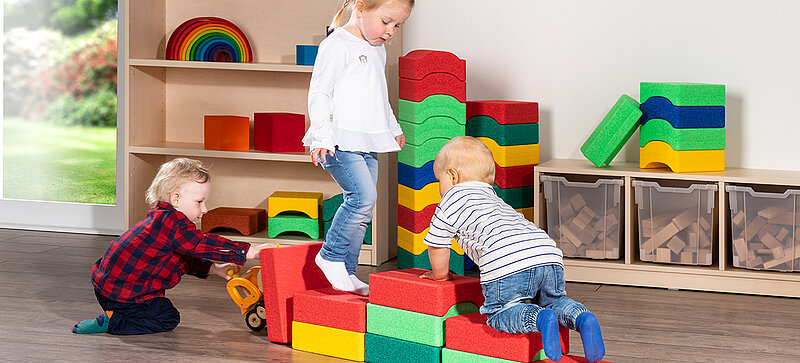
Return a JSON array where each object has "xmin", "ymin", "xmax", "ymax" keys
[
  {"xmin": 399, "ymin": 72, "xmax": 466, "ymax": 103},
  {"xmin": 268, "ymin": 191, "xmax": 323, "ymax": 219},
  {"xmin": 776, "ymin": 227, "xmax": 790, "ymax": 241},
  {"xmin": 732, "ymin": 210, "xmax": 745, "ymax": 225},
  {"xmin": 254, "ymin": 112, "xmax": 305, "ymax": 152},
  {"xmin": 293, "ymin": 287, "xmax": 369, "ymax": 332},
  {"xmin": 399, "ymin": 49, "xmax": 466, "ymax": 81},
  {"xmin": 466, "ymin": 100, "xmax": 539, "ymax": 125},
  {"xmin": 644, "ymin": 222, "xmax": 680, "ymax": 253},
  {"xmin": 745, "ymin": 216, "xmax": 768, "ymax": 241},
  {"xmin": 656, "ymin": 248, "xmax": 672, "ymax": 263},
  {"xmin": 291, "ymin": 321, "xmax": 365, "ymax": 361},
  {"xmin": 680, "ymin": 251, "xmax": 694, "ymax": 264},
  {"xmin": 761, "ymin": 233, "xmax": 783, "ymax": 250},
  {"xmin": 201, "ymin": 207, "xmax": 266, "ymax": 236},
  {"xmin": 204, "ymin": 115, "xmax": 250, "ymax": 151},
  {"xmin": 671, "ymin": 209, "xmax": 696, "ymax": 231},
  {"xmin": 368, "ymin": 268, "xmax": 484, "ymax": 316},
  {"xmin": 762, "ymin": 244, "xmax": 800, "ymax": 269},
  {"xmin": 666, "ymin": 236, "xmax": 686, "ymax": 254},
  {"xmin": 569, "ymin": 193, "xmax": 588, "ymax": 212}
]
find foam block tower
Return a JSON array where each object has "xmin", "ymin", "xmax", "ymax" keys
[
  {"xmin": 267, "ymin": 191, "xmax": 322, "ymax": 239},
  {"xmin": 397, "ymin": 50, "xmax": 467, "ymax": 275}
]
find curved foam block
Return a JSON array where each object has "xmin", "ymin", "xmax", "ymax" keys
[
  {"xmin": 399, "ymin": 94, "xmax": 466, "ymax": 124},
  {"xmin": 398, "ymin": 203, "xmax": 437, "ymax": 233},
  {"xmin": 397, "ymin": 248, "xmax": 465, "ymax": 276},
  {"xmin": 640, "ymin": 82, "xmax": 725, "ymax": 106},
  {"xmin": 493, "ymin": 184, "xmax": 534, "ymax": 209},
  {"xmin": 399, "ymin": 117, "xmax": 465, "ymax": 146},
  {"xmin": 398, "ymin": 138, "xmax": 451, "ymax": 168},
  {"xmin": 640, "ymin": 141, "xmax": 725, "ymax": 172},
  {"xmin": 368, "ymin": 268, "xmax": 482, "ymax": 314},
  {"xmin": 467, "ymin": 115, "xmax": 539, "ymax": 146},
  {"xmin": 495, "ymin": 163, "xmax": 535, "ymax": 189},
  {"xmin": 639, "ymin": 96, "xmax": 725, "ymax": 128},
  {"xmin": 467, "ymin": 100, "xmax": 539, "ymax": 125},
  {"xmin": 201, "ymin": 207, "xmax": 266, "ymax": 236},
  {"xmin": 640, "ymin": 118, "xmax": 726, "ymax": 150},
  {"xmin": 398, "ymin": 225, "xmax": 464, "ymax": 255},
  {"xmin": 367, "ymin": 302, "xmax": 479, "ymax": 347},
  {"xmin": 399, "ymin": 72, "xmax": 466, "ymax": 103},
  {"xmin": 268, "ymin": 191, "xmax": 322, "ymax": 219},
  {"xmin": 267, "ymin": 213, "xmax": 320, "ymax": 239},
  {"xmin": 322, "ymin": 194, "xmax": 343, "ymax": 222},
  {"xmin": 398, "ymin": 183, "xmax": 441, "ymax": 212},
  {"xmin": 476, "ymin": 137, "xmax": 539, "ymax": 167},
  {"xmin": 580, "ymin": 94, "xmax": 642, "ymax": 167},
  {"xmin": 398, "ymin": 160, "xmax": 437, "ymax": 190},
  {"xmin": 399, "ymin": 49, "xmax": 466, "ymax": 81}
]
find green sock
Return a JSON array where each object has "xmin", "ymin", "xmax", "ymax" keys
[{"xmin": 72, "ymin": 313, "xmax": 110, "ymax": 334}]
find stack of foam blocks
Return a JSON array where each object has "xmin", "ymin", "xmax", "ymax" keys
[
  {"xmin": 638, "ymin": 82, "xmax": 726, "ymax": 172},
  {"xmin": 397, "ymin": 50, "xmax": 467, "ymax": 275},
  {"xmin": 267, "ymin": 191, "xmax": 322, "ymax": 239},
  {"xmin": 466, "ymin": 101, "xmax": 540, "ymax": 221},
  {"xmin": 323, "ymin": 193, "xmax": 372, "ymax": 244}
]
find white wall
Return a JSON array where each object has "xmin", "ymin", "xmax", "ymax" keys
[{"xmin": 402, "ymin": 0, "xmax": 800, "ymax": 171}]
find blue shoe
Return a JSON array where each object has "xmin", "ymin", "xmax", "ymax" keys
[
  {"xmin": 72, "ymin": 313, "xmax": 109, "ymax": 334},
  {"xmin": 536, "ymin": 308, "xmax": 561, "ymax": 361},
  {"xmin": 576, "ymin": 311, "xmax": 605, "ymax": 362}
]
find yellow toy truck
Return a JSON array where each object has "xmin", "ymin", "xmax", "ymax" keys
[{"xmin": 226, "ymin": 266, "xmax": 266, "ymax": 331}]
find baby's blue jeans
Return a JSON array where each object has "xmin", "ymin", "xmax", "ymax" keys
[
  {"xmin": 480, "ymin": 265, "xmax": 588, "ymax": 333},
  {"xmin": 319, "ymin": 147, "xmax": 378, "ymax": 275}
]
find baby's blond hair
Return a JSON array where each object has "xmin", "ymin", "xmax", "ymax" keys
[
  {"xmin": 145, "ymin": 158, "xmax": 210, "ymax": 208},
  {"xmin": 329, "ymin": 0, "xmax": 415, "ymax": 29},
  {"xmin": 434, "ymin": 136, "xmax": 496, "ymax": 184}
]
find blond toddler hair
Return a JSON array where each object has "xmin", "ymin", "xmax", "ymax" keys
[
  {"xmin": 329, "ymin": 0, "xmax": 416, "ymax": 29},
  {"xmin": 145, "ymin": 158, "xmax": 210, "ymax": 208},
  {"xmin": 434, "ymin": 136, "xmax": 496, "ymax": 184}
]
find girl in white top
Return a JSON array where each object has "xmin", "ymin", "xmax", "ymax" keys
[{"xmin": 303, "ymin": 0, "xmax": 414, "ymax": 295}]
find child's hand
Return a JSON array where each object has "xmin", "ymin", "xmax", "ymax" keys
[
  {"xmin": 419, "ymin": 270, "xmax": 453, "ymax": 281},
  {"xmin": 311, "ymin": 148, "xmax": 335, "ymax": 166},
  {"xmin": 210, "ymin": 263, "xmax": 241, "ymax": 280},
  {"xmin": 245, "ymin": 242, "xmax": 279, "ymax": 260},
  {"xmin": 395, "ymin": 134, "xmax": 406, "ymax": 149}
]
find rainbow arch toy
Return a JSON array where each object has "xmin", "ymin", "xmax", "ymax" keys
[{"xmin": 166, "ymin": 17, "xmax": 253, "ymax": 62}]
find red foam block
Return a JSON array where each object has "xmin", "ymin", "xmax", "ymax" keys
[
  {"xmin": 254, "ymin": 112, "xmax": 305, "ymax": 153},
  {"xmin": 259, "ymin": 242, "xmax": 330, "ymax": 343},
  {"xmin": 368, "ymin": 268, "xmax": 483, "ymax": 316},
  {"xmin": 201, "ymin": 207, "xmax": 266, "ymax": 236},
  {"xmin": 467, "ymin": 100, "xmax": 539, "ymax": 125},
  {"xmin": 399, "ymin": 49, "xmax": 466, "ymax": 81},
  {"xmin": 494, "ymin": 163, "xmax": 535, "ymax": 189},
  {"xmin": 446, "ymin": 312, "xmax": 570, "ymax": 362},
  {"xmin": 399, "ymin": 73, "xmax": 466, "ymax": 103},
  {"xmin": 398, "ymin": 203, "xmax": 436, "ymax": 234},
  {"xmin": 293, "ymin": 287, "xmax": 369, "ymax": 333}
]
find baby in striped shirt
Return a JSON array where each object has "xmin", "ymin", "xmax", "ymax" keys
[{"xmin": 419, "ymin": 136, "xmax": 605, "ymax": 363}]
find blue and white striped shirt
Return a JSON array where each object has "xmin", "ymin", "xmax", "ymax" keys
[{"xmin": 423, "ymin": 181, "xmax": 563, "ymax": 284}]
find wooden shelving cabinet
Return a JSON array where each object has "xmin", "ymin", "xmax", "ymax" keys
[
  {"xmin": 534, "ymin": 159, "xmax": 800, "ymax": 297},
  {"xmin": 123, "ymin": 0, "xmax": 401, "ymax": 265}
]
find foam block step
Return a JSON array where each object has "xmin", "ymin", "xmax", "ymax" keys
[
  {"xmin": 639, "ymin": 118, "xmax": 726, "ymax": 150},
  {"xmin": 476, "ymin": 137, "xmax": 539, "ymax": 167},
  {"xmin": 397, "ymin": 247, "xmax": 466, "ymax": 276},
  {"xmin": 399, "ymin": 138, "xmax": 451, "ymax": 168},
  {"xmin": 640, "ymin": 82, "xmax": 725, "ymax": 106},
  {"xmin": 268, "ymin": 213, "xmax": 320, "ymax": 239},
  {"xmin": 201, "ymin": 207, "xmax": 266, "ymax": 236},
  {"xmin": 399, "ymin": 117, "xmax": 465, "ymax": 146},
  {"xmin": 295, "ymin": 45, "xmax": 318, "ymax": 66},
  {"xmin": 268, "ymin": 191, "xmax": 323, "ymax": 219},
  {"xmin": 398, "ymin": 183, "xmax": 441, "ymax": 212},
  {"xmin": 495, "ymin": 163, "xmax": 535, "ymax": 189},
  {"xmin": 580, "ymin": 94, "xmax": 642, "ymax": 167},
  {"xmin": 398, "ymin": 225, "xmax": 465, "ymax": 255},
  {"xmin": 467, "ymin": 100, "xmax": 539, "ymax": 125},
  {"xmin": 399, "ymin": 160, "xmax": 437, "ymax": 190},
  {"xmin": 639, "ymin": 97, "xmax": 725, "ymax": 128},
  {"xmin": 292, "ymin": 321, "xmax": 365, "ymax": 361},
  {"xmin": 323, "ymin": 220, "xmax": 372, "ymax": 244},
  {"xmin": 369, "ymin": 268, "xmax": 483, "ymax": 315},
  {"xmin": 259, "ymin": 242, "xmax": 329, "ymax": 343},
  {"xmin": 204, "ymin": 115, "xmax": 250, "ymax": 151},
  {"xmin": 445, "ymin": 312, "xmax": 569, "ymax": 362},
  {"xmin": 442, "ymin": 347, "xmax": 546, "ymax": 363},
  {"xmin": 398, "ymin": 203, "xmax": 437, "ymax": 234},
  {"xmin": 400, "ymin": 95, "xmax": 466, "ymax": 124},
  {"xmin": 466, "ymin": 115, "xmax": 539, "ymax": 146},
  {"xmin": 293, "ymin": 287, "xmax": 369, "ymax": 332},
  {"xmin": 493, "ymin": 184, "xmax": 534, "ymax": 209},
  {"xmin": 367, "ymin": 302, "xmax": 479, "ymax": 347},
  {"xmin": 254, "ymin": 112, "xmax": 305, "ymax": 152},
  {"xmin": 365, "ymin": 333, "xmax": 442, "ymax": 363},
  {"xmin": 400, "ymin": 73, "xmax": 466, "ymax": 103},
  {"xmin": 399, "ymin": 49, "xmax": 466, "ymax": 81},
  {"xmin": 322, "ymin": 194, "xmax": 343, "ymax": 222},
  {"xmin": 640, "ymin": 140, "xmax": 725, "ymax": 172}
]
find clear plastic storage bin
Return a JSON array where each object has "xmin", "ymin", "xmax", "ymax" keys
[
  {"xmin": 541, "ymin": 175, "xmax": 623, "ymax": 259},
  {"xmin": 633, "ymin": 180, "xmax": 716, "ymax": 266},
  {"xmin": 726, "ymin": 185, "xmax": 799, "ymax": 272}
]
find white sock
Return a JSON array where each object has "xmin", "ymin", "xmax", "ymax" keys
[
  {"xmin": 315, "ymin": 252, "xmax": 355, "ymax": 292},
  {"xmin": 349, "ymin": 275, "xmax": 369, "ymax": 296}
]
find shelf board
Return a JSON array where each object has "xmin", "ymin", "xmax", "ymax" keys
[
  {"xmin": 129, "ymin": 142, "xmax": 311, "ymax": 163},
  {"xmin": 128, "ymin": 58, "xmax": 314, "ymax": 73},
  {"xmin": 565, "ymin": 257, "xmax": 800, "ymax": 282}
]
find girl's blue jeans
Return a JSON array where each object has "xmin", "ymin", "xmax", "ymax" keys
[
  {"xmin": 319, "ymin": 147, "xmax": 378, "ymax": 275},
  {"xmin": 480, "ymin": 265, "xmax": 588, "ymax": 334}
]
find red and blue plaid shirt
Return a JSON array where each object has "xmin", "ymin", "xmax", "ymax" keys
[{"xmin": 92, "ymin": 202, "xmax": 250, "ymax": 303}]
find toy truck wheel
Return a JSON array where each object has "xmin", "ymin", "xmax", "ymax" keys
[
  {"xmin": 245, "ymin": 308, "xmax": 266, "ymax": 331},
  {"xmin": 255, "ymin": 300, "xmax": 266, "ymax": 320}
]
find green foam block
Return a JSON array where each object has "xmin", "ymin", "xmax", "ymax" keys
[
  {"xmin": 365, "ymin": 333, "xmax": 442, "ymax": 363},
  {"xmin": 367, "ymin": 302, "xmax": 479, "ymax": 347},
  {"xmin": 441, "ymin": 348, "xmax": 548, "ymax": 363},
  {"xmin": 493, "ymin": 184, "xmax": 534, "ymax": 209},
  {"xmin": 397, "ymin": 247, "xmax": 465, "ymax": 276},
  {"xmin": 323, "ymin": 220, "xmax": 372, "ymax": 244},
  {"xmin": 322, "ymin": 194, "xmax": 343, "ymax": 222},
  {"xmin": 639, "ymin": 118, "xmax": 726, "ymax": 150},
  {"xmin": 640, "ymin": 82, "xmax": 725, "ymax": 106},
  {"xmin": 580, "ymin": 94, "xmax": 642, "ymax": 167},
  {"xmin": 400, "ymin": 94, "xmax": 466, "ymax": 125},
  {"xmin": 466, "ymin": 115, "xmax": 539, "ymax": 146},
  {"xmin": 399, "ymin": 117, "xmax": 465, "ymax": 146},
  {"xmin": 398, "ymin": 138, "xmax": 451, "ymax": 168},
  {"xmin": 267, "ymin": 213, "xmax": 319, "ymax": 239}
]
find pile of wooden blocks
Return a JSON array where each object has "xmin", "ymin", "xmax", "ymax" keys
[{"xmin": 639, "ymin": 208, "xmax": 713, "ymax": 265}]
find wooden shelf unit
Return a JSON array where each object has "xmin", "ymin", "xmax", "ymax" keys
[
  {"xmin": 534, "ymin": 159, "xmax": 800, "ymax": 297},
  {"xmin": 123, "ymin": 0, "xmax": 401, "ymax": 265}
]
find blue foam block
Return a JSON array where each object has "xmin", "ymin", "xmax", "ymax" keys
[
  {"xmin": 296, "ymin": 45, "xmax": 319, "ymax": 66},
  {"xmin": 398, "ymin": 160, "xmax": 437, "ymax": 190},
  {"xmin": 639, "ymin": 96, "xmax": 725, "ymax": 128}
]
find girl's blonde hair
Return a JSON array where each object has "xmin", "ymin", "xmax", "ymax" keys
[
  {"xmin": 434, "ymin": 136, "xmax": 496, "ymax": 184},
  {"xmin": 329, "ymin": 0, "xmax": 415, "ymax": 29},
  {"xmin": 145, "ymin": 158, "xmax": 210, "ymax": 208}
]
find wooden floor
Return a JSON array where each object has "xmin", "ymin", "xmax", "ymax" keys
[{"xmin": 1, "ymin": 228, "xmax": 799, "ymax": 362}]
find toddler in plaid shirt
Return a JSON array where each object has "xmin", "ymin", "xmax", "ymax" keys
[{"xmin": 73, "ymin": 158, "xmax": 276, "ymax": 335}]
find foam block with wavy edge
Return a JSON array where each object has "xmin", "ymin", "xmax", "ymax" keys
[
  {"xmin": 399, "ymin": 116, "xmax": 465, "ymax": 146},
  {"xmin": 639, "ymin": 96, "xmax": 725, "ymax": 128},
  {"xmin": 399, "ymin": 138, "xmax": 451, "ymax": 168},
  {"xmin": 467, "ymin": 115, "xmax": 539, "ymax": 146},
  {"xmin": 495, "ymin": 163, "xmax": 535, "ymax": 189},
  {"xmin": 399, "ymin": 49, "xmax": 466, "ymax": 81},
  {"xmin": 267, "ymin": 213, "xmax": 320, "ymax": 239},
  {"xmin": 476, "ymin": 137, "xmax": 539, "ymax": 167},
  {"xmin": 267, "ymin": 191, "xmax": 322, "ymax": 219},
  {"xmin": 399, "ymin": 72, "xmax": 466, "ymax": 103},
  {"xmin": 398, "ymin": 160, "xmax": 437, "ymax": 190},
  {"xmin": 398, "ymin": 203, "xmax": 437, "ymax": 234},
  {"xmin": 467, "ymin": 100, "xmax": 539, "ymax": 125},
  {"xmin": 640, "ymin": 82, "xmax": 725, "ymax": 106},
  {"xmin": 640, "ymin": 118, "xmax": 726, "ymax": 150},
  {"xmin": 396, "ymin": 247, "xmax": 465, "ymax": 276},
  {"xmin": 399, "ymin": 94, "xmax": 466, "ymax": 124},
  {"xmin": 493, "ymin": 184, "xmax": 534, "ymax": 209},
  {"xmin": 398, "ymin": 183, "xmax": 441, "ymax": 212},
  {"xmin": 398, "ymin": 225, "xmax": 464, "ymax": 255},
  {"xmin": 640, "ymin": 140, "xmax": 724, "ymax": 172},
  {"xmin": 580, "ymin": 94, "xmax": 642, "ymax": 167}
]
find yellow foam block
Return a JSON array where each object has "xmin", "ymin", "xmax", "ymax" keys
[
  {"xmin": 516, "ymin": 207, "xmax": 534, "ymax": 222},
  {"xmin": 398, "ymin": 183, "xmax": 441, "ymax": 211},
  {"xmin": 397, "ymin": 225, "xmax": 464, "ymax": 255},
  {"xmin": 640, "ymin": 141, "xmax": 725, "ymax": 173},
  {"xmin": 476, "ymin": 137, "xmax": 539, "ymax": 167},
  {"xmin": 268, "ymin": 191, "xmax": 323, "ymax": 218},
  {"xmin": 291, "ymin": 321, "xmax": 365, "ymax": 361}
]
